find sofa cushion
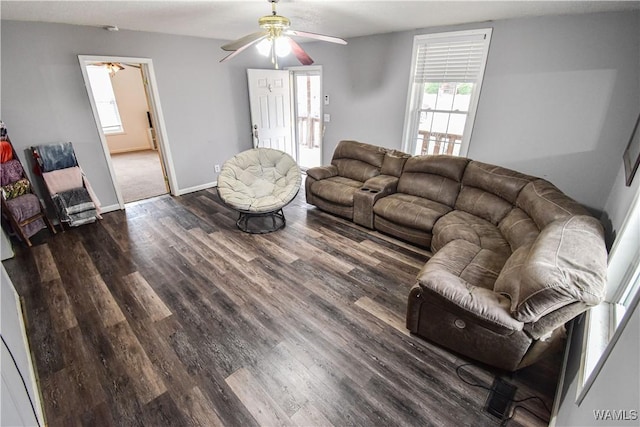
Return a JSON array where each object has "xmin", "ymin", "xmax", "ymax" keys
[
  {"xmin": 397, "ymin": 156, "xmax": 469, "ymax": 207},
  {"xmin": 494, "ymin": 215, "xmax": 607, "ymax": 323},
  {"xmin": 374, "ymin": 216, "xmax": 432, "ymax": 248},
  {"xmin": 380, "ymin": 150, "xmax": 410, "ymax": 177},
  {"xmin": 310, "ymin": 176, "xmax": 363, "ymax": 206},
  {"xmin": 517, "ymin": 179, "xmax": 589, "ymax": 229},
  {"xmin": 421, "ymin": 239, "xmax": 509, "ymax": 291},
  {"xmin": 331, "ymin": 140, "xmax": 386, "ymax": 183},
  {"xmin": 493, "ymin": 244, "xmax": 531, "ymax": 309},
  {"xmin": 416, "ymin": 240, "xmax": 523, "ymax": 330},
  {"xmin": 455, "ymin": 187, "xmax": 513, "ymax": 225},
  {"xmin": 462, "ymin": 161, "xmax": 533, "ymax": 204},
  {"xmin": 499, "ymin": 208, "xmax": 540, "ymax": 251},
  {"xmin": 306, "ymin": 165, "xmax": 337, "ymax": 181},
  {"xmin": 373, "ymin": 193, "xmax": 451, "ymax": 232},
  {"xmin": 432, "ymin": 210, "xmax": 512, "ymax": 259},
  {"xmin": 454, "ymin": 162, "xmax": 533, "ymax": 225}
]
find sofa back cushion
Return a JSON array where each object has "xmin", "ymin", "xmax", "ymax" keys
[
  {"xmin": 397, "ymin": 155, "xmax": 469, "ymax": 207},
  {"xmin": 331, "ymin": 140, "xmax": 386, "ymax": 183},
  {"xmin": 455, "ymin": 161, "xmax": 533, "ymax": 225},
  {"xmin": 380, "ymin": 150, "xmax": 410, "ymax": 177},
  {"xmin": 498, "ymin": 208, "xmax": 540, "ymax": 251},
  {"xmin": 493, "ymin": 215, "xmax": 607, "ymax": 323},
  {"xmin": 516, "ymin": 179, "xmax": 589, "ymax": 229}
]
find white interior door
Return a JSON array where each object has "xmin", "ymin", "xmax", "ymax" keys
[{"xmin": 247, "ymin": 69, "xmax": 295, "ymax": 159}]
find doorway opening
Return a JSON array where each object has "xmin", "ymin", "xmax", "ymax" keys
[
  {"xmin": 79, "ymin": 56, "xmax": 176, "ymax": 207},
  {"xmin": 291, "ymin": 66, "xmax": 323, "ymax": 169}
]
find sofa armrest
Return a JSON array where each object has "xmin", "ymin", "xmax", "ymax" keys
[
  {"xmin": 363, "ymin": 174, "xmax": 399, "ymax": 193},
  {"xmin": 417, "ymin": 268, "xmax": 524, "ymax": 332},
  {"xmin": 306, "ymin": 165, "xmax": 338, "ymax": 181},
  {"xmin": 353, "ymin": 175, "xmax": 398, "ymax": 229}
]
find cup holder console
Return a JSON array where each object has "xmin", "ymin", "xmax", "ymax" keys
[{"xmin": 360, "ymin": 188, "xmax": 379, "ymax": 194}]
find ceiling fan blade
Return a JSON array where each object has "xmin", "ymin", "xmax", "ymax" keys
[
  {"xmin": 285, "ymin": 29, "xmax": 347, "ymax": 45},
  {"xmin": 220, "ymin": 35, "xmax": 268, "ymax": 63},
  {"xmin": 222, "ymin": 31, "xmax": 269, "ymax": 51},
  {"xmin": 287, "ymin": 38, "xmax": 314, "ymax": 66}
]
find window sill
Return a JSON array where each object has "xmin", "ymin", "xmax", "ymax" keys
[{"xmin": 577, "ymin": 292, "xmax": 640, "ymax": 404}]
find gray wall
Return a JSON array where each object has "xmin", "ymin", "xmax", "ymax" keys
[
  {"xmin": 1, "ymin": 21, "xmax": 265, "ymax": 208},
  {"xmin": 310, "ymin": 11, "xmax": 640, "ymax": 214},
  {"xmin": 2, "ymin": 10, "xmax": 640, "ymax": 427},
  {"xmin": 2, "ymin": 12, "xmax": 638, "ymax": 214}
]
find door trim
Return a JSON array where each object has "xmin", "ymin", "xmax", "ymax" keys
[{"xmin": 78, "ymin": 55, "xmax": 178, "ymax": 209}]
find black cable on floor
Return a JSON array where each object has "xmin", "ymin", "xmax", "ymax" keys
[
  {"xmin": 456, "ymin": 362, "xmax": 493, "ymax": 391},
  {"xmin": 1, "ymin": 334, "xmax": 42, "ymax": 427},
  {"xmin": 501, "ymin": 404, "xmax": 550, "ymax": 426}
]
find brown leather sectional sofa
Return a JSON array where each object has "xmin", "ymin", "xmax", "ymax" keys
[{"xmin": 305, "ymin": 140, "xmax": 607, "ymax": 371}]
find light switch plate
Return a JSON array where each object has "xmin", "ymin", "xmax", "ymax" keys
[{"xmin": 324, "ymin": 114, "xmax": 331, "ymax": 122}]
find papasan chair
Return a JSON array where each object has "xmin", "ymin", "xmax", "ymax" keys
[{"xmin": 217, "ymin": 148, "xmax": 301, "ymax": 233}]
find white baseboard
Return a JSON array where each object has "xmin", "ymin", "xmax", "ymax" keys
[
  {"xmin": 100, "ymin": 203, "xmax": 122, "ymax": 213},
  {"xmin": 175, "ymin": 181, "xmax": 217, "ymax": 196},
  {"xmin": 109, "ymin": 147, "xmax": 154, "ymax": 154}
]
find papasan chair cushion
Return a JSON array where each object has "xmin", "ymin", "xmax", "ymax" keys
[{"xmin": 217, "ymin": 148, "xmax": 301, "ymax": 233}]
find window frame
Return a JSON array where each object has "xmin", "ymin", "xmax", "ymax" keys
[
  {"xmin": 86, "ymin": 65, "xmax": 125, "ymax": 135},
  {"xmin": 401, "ymin": 28, "xmax": 492, "ymax": 157},
  {"xmin": 576, "ymin": 187, "xmax": 640, "ymax": 403}
]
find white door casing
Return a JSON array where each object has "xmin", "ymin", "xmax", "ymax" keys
[
  {"xmin": 247, "ymin": 69, "xmax": 295, "ymax": 159},
  {"xmin": 78, "ymin": 55, "xmax": 177, "ymax": 209}
]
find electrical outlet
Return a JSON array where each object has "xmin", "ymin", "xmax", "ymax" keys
[{"xmin": 214, "ymin": 164, "xmax": 220, "ymax": 173}]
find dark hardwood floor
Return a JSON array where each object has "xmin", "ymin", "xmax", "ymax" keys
[{"xmin": 3, "ymin": 188, "xmax": 562, "ymax": 426}]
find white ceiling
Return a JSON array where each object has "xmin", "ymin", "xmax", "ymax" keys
[{"xmin": 2, "ymin": 1, "xmax": 638, "ymax": 42}]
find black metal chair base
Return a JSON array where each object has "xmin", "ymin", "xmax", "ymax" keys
[{"xmin": 236, "ymin": 209, "xmax": 286, "ymax": 234}]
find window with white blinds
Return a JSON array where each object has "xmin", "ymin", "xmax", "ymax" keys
[{"xmin": 402, "ymin": 29, "xmax": 492, "ymax": 157}]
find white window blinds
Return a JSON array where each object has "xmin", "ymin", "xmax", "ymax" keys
[{"xmin": 413, "ymin": 32, "xmax": 489, "ymax": 83}]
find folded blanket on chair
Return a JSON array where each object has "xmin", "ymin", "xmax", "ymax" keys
[
  {"xmin": 34, "ymin": 142, "xmax": 78, "ymax": 172},
  {"xmin": 42, "ymin": 167, "xmax": 83, "ymax": 194},
  {"xmin": 52, "ymin": 188, "xmax": 97, "ymax": 226},
  {"xmin": 2, "ymin": 178, "xmax": 31, "ymax": 200},
  {"xmin": 5, "ymin": 193, "xmax": 46, "ymax": 237},
  {"xmin": 0, "ymin": 159, "xmax": 25, "ymax": 186},
  {"xmin": 43, "ymin": 167, "xmax": 102, "ymax": 217},
  {"xmin": 67, "ymin": 210, "xmax": 98, "ymax": 227}
]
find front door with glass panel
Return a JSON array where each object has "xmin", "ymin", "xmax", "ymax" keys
[{"xmin": 247, "ymin": 69, "xmax": 295, "ymax": 159}]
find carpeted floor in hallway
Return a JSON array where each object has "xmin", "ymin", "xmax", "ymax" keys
[{"xmin": 111, "ymin": 150, "xmax": 168, "ymax": 203}]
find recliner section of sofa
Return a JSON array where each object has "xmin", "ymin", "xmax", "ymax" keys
[
  {"xmin": 305, "ymin": 140, "xmax": 607, "ymax": 371},
  {"xmin": 305, "ymin": 140, "xmax": 388, "ymax": 220}
]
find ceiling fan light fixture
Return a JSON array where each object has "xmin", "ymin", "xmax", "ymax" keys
[
  {"xmin": 220, "ymin": 0, "xmax": 346, "ymax": 67},
  {"xmin": 275, "ymin": 37, "xmax": 291, "ymax": 57},
  {"xmin": 256, "ymin": 38, "xmax": 272, "ymax": 56},
  {"xmin": 104, "ymin": 62, "xmax": 123, "ymax": 77}
]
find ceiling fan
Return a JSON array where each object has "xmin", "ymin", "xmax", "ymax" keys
[
  {"xmin": 220, "ymin": 0, "xmax": 347, "ymax": 68},
  {"xmin": 90, "ymin": 62, "xmax": 141, "ymax": 77}
]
